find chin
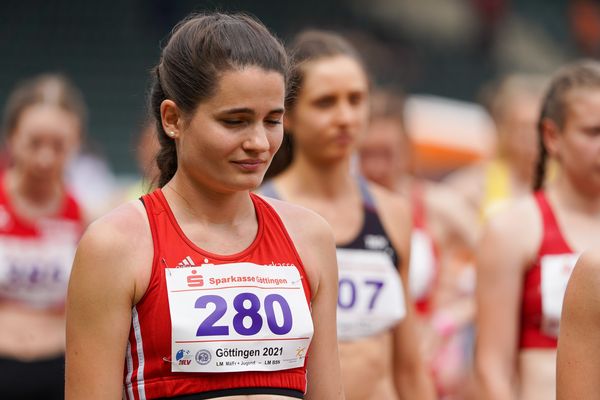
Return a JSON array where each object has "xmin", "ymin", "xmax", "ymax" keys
[{"xmin": 230, "ymin": 176, "xmax": 265, "ymax": 192}]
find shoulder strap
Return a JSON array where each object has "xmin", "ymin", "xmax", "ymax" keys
[
  {"xmin": 533, "ymin": 190, "xmax": 572, "ymax": 254},
  {"xmin": 357, "ymin": 175, "xmax": 376, "ymax": 209}
]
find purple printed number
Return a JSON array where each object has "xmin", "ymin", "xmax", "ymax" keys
[
  {"xmin": 364, "ymin": 280, "xmax": 384, "ymax": 310},
  {"xmin": 233, "ymin": 293, "xmax": 263, "ymax": 336},
  {"xmin": 337, "ymin": 279, "xmax": 385, "ymax": 311},
  {"xmin": 264, "ymin": 294, "xmax": 293, "ymax": 335},
  {"xmin": 337, "ymin": 278, "xmax": 357, "ymax": 309},
  {"xmin": 195, "ymin": 293, "xmax": 295, "ymax": 337},
  {"xmin": 195, "ymin": 295, "xmax": 229, "ymax": 336}
]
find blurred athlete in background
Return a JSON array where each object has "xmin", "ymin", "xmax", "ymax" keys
[
  {"xmin": 261, "ymin": 30, "xmax": 435, "ymax": 400},
  {"xmin": 0, "ymin": 74, "xmax": 85, "ymax": 399},
  {"xmin": 475, "ymin": 60, "xmax": 600, "ymax": 400}
]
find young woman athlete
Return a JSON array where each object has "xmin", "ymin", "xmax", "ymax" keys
[
  {"xmin": 261, "ymin": 30, "xmax": 435, "ymax": 400},
  {"xmin": 475, "ymin": 60, "xmax": 600, "ymax": 400},
  {"xmin": 0, "ymin": 74, "xmax": 85, "ymax": 399},
  {"xmin": 66, "ymin": 13, "xmax": 343, "ymax": 400}
]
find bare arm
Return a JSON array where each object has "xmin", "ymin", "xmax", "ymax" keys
[
  {"xmin": 302, "ymin": 219, "xmax": 344, "ymax": 400},
  {"xmin": 66, "ymin": 203, "xmax": 150, "ymax": 399},
  {"xmin": 373, "ymin": 185, "xmax": 436, "ymax": 400},
  {"xmin": 557, "ymin": 251, "xmax": 600, "ymax": 399},
  {"xmin": 475, "ymin": 199, "xmax": 539, "ymax": 400}
]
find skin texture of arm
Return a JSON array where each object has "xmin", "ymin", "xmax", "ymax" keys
[
  {"xmin": 557, "ymin": 251, "xmax": 600, "ymax": 399},
  {"xmin": 65, "ymin": 202, "xmax": 152, "ymax": 400},
  {"xmin": 474, "ymin": 197, "xmax": 540, "ymax": 400},
  {"xmin": 265, "ymin": 197, "xmax": 345, "ymax": 399},
  {"xmin": 371, "ymin": 184, "xmax": 437, "ymax": 400}
]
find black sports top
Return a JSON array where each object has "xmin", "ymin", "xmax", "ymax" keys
[{"xmin": 259, "ymin": 177, "xmax": 399, "ymax": 268}]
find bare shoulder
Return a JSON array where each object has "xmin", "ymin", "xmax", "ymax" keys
[
  {"xmin": 368, "ymin": 181, "xmax": 411, "ymax": 223},
  {"xmin": 481, "ymin": 194, "xmax": 542, "ymax": 265},
  {"xmin": 72, "ymin": 200, "xmax": 153, "ymax": 299},
  {"xmin": 424, "ymin": 180, "xmax": 470, "ymax": 212},
  {"xmin": 570, "ymin": 251, "xmax": 600, "ymax": 291},
  {"xmin": 443, "ymin": 162, "xmax": 486, "ymax": 206},
  {"xmin": 423, "ymin": 181, "xmax": 478, "ymax": 241},
  {"xmin": 258, "ymin": 195, "xmax": 335, "ymax": 247},
  {"xmin": 258, "ymin": 195, "xmax": 337, "ymax": 295},
  {"xmin": 79, "ymin": 200, "xmax": 150, "ymax": 254}
]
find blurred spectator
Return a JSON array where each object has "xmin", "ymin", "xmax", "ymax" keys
[
  {"xmin": 65, "ymin": 141, "xmax": 119, "ymax": 221},
  {"xmin": 0, "ymin": 74, "xmax": 86, "ymax": 399},
  {"xmin": 359, "ymin": 88, "xmax": 477, "ymax": 399}
]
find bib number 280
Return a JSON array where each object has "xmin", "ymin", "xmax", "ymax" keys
[{"xmin": 195, "ymin": 293, "xmax": 293, "ymax": 337}]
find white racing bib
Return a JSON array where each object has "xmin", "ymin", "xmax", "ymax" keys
[
  {"xmin": 408, "ymin": 229, "xmax": 436, "ymax": 301},
  {"xmin": 165, "ymin": 262, "xmax": 313, "ymax": 373},
  {"xmin": 0, "ymin": 233, "xmax": 78, "ymax": 307},
  {"xmin": 336, "ymin": 248, "xmax": 406, "ymax": 341},
  {"xmin": 540, "ymin": 253, "xmax": 580, "ymax": 337}
]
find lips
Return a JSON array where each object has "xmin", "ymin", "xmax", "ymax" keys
[
  {"xmin": 334, "ymin": 132, "xmax": 354, "ymax": 146},
  {"xmin": 231, "ymin": 159, "xmax": 266, "ymax": 171}
]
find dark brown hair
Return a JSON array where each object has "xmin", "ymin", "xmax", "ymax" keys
[
  {"xmin": 2, "ymin": 74, "xmax": 87, "ymax": 138},
  {"xmin": 150, "ymin": 12, "xmax": 289, "ymax": 187},
  {"xmin": 533, "ymin": 60, "xmax": 600, "ymax": 190},
  {"xmin": 266, "ymin": 29, "xmax": 366, "ymax": 179}
]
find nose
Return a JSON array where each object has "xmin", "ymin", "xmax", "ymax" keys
[
  {"xmin": 36, "ymin": 146, "xmax": 57, "ymax": 171},
  {"xmin": 242, "ymin": 124, "xmax": 271, "ymax": 153},
  {"xmin": 335, "ymin": 101, "xmax": 356, "ymax": 126}
]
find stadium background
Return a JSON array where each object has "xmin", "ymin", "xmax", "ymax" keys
[{"xmin": 0, "ymin": 0, "xmax": 592, "ymax": 175}]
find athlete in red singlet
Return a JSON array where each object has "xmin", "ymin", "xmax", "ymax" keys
[
  {"xmin": 0, "ymin": 74, "xmax": 85, "ymax": 399},
  {"xmin": 475, "ymin": 60, "xmax": 600, "ymax": 400},
  {"xmin": 66, "ymin": 13, "xmax": 343, "ymax": 400}
]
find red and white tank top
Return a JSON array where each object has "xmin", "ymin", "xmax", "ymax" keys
[
  {"xmin": 408, "ymin": 184, "xmax": 438, "ymax": 315},
  {"xmin": 520, "ymin": 191, "xmax": 579, "ymax": 349},
  {"xmin": 125, "ymin": 189, "xmax": 313, "ymax": 400},
  {"xmin": 0, "ymin": 175, "xmax": 83, "ymax": 308}
]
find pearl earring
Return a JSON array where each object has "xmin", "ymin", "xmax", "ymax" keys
[{"xmin": 168, "ymin": 131, "xmax": 176, "ymax": 137}]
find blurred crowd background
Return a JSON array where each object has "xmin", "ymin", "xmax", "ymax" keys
[
  {"xmin": 2, "ymin": 1, "xmax": 600, "ymax": 399},
  {"xmin": 2, "ymin": 0, "xmax": 598, "ymax": 191}
]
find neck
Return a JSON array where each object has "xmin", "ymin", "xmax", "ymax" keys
[
  {"xmin": 392, "ymin": 174, "xmax": 415, "ymax": 196},
  {"xmin": 277, "ymin": 152, "xmax": 356, "ymax": 199},
  {"xmin": 163, "ymin": 172, "xmax": 255, "ymax": 226},
  {"xmin": 547, "ymin": 171, "xmax": 600, "ymax": 215}
]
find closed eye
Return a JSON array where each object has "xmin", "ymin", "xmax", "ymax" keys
[{"xmin": 222, "ymin": 119, "xmax": 247, "ymax": 127}]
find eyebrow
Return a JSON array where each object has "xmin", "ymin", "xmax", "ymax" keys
[{"xmin": 220, "ymin": 107, "xmax": 285, "ymax": 115}]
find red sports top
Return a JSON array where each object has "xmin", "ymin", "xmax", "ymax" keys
[
  {"xmin": 410, "ymin": 184, "xmax": 439, "ymax": 315},
  {"xmin": 0, "ymin": 174, "xmax": 83, "ymax": 308},
  {"xmin": 519, "ymin": 191, "xmax": 574, "ymax": 349},
  {"xmin": 124, "ymin": 189, "xmax": 312, "ymax": 400}
]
